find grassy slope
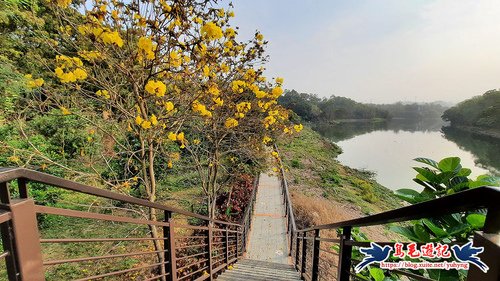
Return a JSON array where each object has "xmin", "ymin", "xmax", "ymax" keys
[{"xmin": 278, "ymin": 127, "xmax": 402, "ymax": 231}]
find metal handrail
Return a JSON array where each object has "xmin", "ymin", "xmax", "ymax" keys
[
  {"xmin": 0, "ymin": 167, "xmax": 239, "ymax": 227},
  {"xmin": 297, "ymin": 186, "xmax": 499, "ymax": 232},
  {"xmin": 269, "ymin": 149, "xmax": 499, "ymax": 281},
  {"xmin": 273, "ymin": 144, "xmax": 298, "ymax": 259},
  {"xmin": 0, "ymin": 167, "xmax": 252, "ymax": 280}
]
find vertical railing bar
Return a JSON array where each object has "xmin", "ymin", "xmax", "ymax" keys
[
  {"xmin": 0, "ymin": 182, "xmax": 18, "ymax": 280},
  {"xmin": 17, "ymin": 178, "xmax": 28, "ymax": 199},
  {"xmin": 311, "ymin": 229, "xmax": 320, "ymax": 281},
  {"xmin": 337, "ymin": 226, "xmax": 352, "ymax": 281},
  {"xmin": 225, "ymin": 226, "xmax": 229, "ymax": 266},
  {"xmin": 0, "ymin": 182, "xmax": 11, "ymax": 204},
  {"xmin": 168, "ymin": 219, "xmax": 177, "ymax": 281},
  {"xmin": 164, "ymin": 211, "xmax": 172, "ymax": 281},
  {"xmin": 207, "ymin": 224, "xmax": 213, "ymax": 280},
  {"xmin": 295, "ymin": 232, "xmax": 301, "ymax": 270},
  {"xmin": 301, "ymin": 231, "xmax": 308, "ymax": 277}
]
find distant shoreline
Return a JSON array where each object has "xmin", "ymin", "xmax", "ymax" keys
[{"xmin": 445, "ymin": 125, "xmax": 500, "ymax": 139}]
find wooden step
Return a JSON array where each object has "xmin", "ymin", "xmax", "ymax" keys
[{"xmin": 216, "ymin": 259, "xmax": 301, "ymax": 281}]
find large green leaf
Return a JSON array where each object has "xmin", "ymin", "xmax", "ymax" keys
[
  {"xmin": 437, "ymin": 157, "xmax": 461, "ymax": 172},
  {"xmin": 394, "ymin": 189, "xmax": 421, "ymax": 204},
  {"xmin": 369, "ymin": 267, "xmax": 385, "ymax": 281},
  {"xmin": 422, "ymin": 219, "xmax": 447, "ymax": 238},
  {"xmin": 413, "ymin": 157, "xmax": 439, "ymax": 169},
  {"xmin": 390, "ymin": 226, "xmax": 421, "ymax": 242},
  {"xmin": 413, "ymin": 167, "xmax": 438, "ymax": 182},
  {"xmin": 427, "ymin": 269, "xmax": 459, "ymax": 281},
  {"xmin": 447, "ymin": 224, "xmax": 470, "ymax": 236},
  {"xmin": 457, "ymin": 168, "xmax": 472, "ymax": 177},
  {"xmin": 469, "ymin": 175, "xmax": 500, "ymax": 188},
  {"xmin": 413, "ymin": 223, "xmax": 431, "ymax": 242},
  {"xmin": 466, "ymin": 214, "xmax": 486, "ymax": 229}
]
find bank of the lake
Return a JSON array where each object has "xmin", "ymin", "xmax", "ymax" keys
[
  {"xmin": 278, "ymin": 127, "xmax": 402, "ymax": 231},
  {"xmin": 313, "ymin": 118, "xmax": 499, "ymax": 191},
  {"xmin": 446, "ymin": 125, "xmax": 500, "ymax": 140}
]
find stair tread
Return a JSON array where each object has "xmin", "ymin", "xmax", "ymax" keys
[{"xmin": 216, "ymin": 259, "xmax": 301, "ymax": 281}]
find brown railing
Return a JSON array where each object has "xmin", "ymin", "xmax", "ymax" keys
[
  {"xmin": 273, "ymin": 151, "xmax": 500, "ymax": 281},
  {"xmin": 0, "ymin": 167, "xmax": 257, "ymax": 281}
]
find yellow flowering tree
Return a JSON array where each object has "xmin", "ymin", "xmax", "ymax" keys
[
  {"xmin": 37, "ymin": 0, "xmax": 275, "ymax": 275},
  {"xmin": 175, "ymin": 11, "xmax": 301, "ymax": 217}
]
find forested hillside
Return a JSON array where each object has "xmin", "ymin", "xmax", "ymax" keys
[
  {"xmin": 278, "ymin": 90, "xmax": 389, "ymax": 122},
  {"xmin": 442, "ymin": 89, "xmax": 500, "ymax": 131},
  {"xmin": 372, "ymin": 102, "xmax": 448, "ymax": 119},
  {"xmin": 278, "ymin": 89, "xmax": 448, "ymax": 123}
]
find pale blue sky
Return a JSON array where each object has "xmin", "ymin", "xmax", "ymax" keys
[{"xmin": 224, "ymin": 0, "xmax": 500, "ymax": 103}]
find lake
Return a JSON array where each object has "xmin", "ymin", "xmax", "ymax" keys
[{"xmin": 314, "ymin": 119, "xmax": 500, "ymax": 191}]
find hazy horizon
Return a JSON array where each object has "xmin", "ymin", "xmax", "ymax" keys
[{"xmin": 228, "ymin": 0, "xmax": 500, "ymax": 104}]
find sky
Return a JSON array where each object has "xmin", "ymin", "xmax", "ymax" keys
[{"xmin": 224, "ymin": 0, "xmax": 500, "ymax": 103}]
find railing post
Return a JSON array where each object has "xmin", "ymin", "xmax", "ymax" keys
[
  {"xmin": 235, "ymin": 230, "xmax": 239, "ymax": 259},
  {"xmin": 8, "ymin": 199, "xmax": 45, "ymax": 280},
  {"xmin": 301, "ymin": 232, "xmax": 308, "ymax": 276},
  {"xmin": 207, "ymin": 224, "xmax": 213, "ymax": 280},
  {"xmin": 288, "ymin": 217, "xmax": 293, "ymax": 256},
  {"xmin": 467, "ymin": 205, "xmax": 500, "ymax": 281},
  {"xmin": 168, "ymin": 218, "xmax": 177, "ymax": 281},
  {"xmin": 337, "ymin": 226, "xmax": 352, "ymax": 281},
  {"xmin": 295, "ymin": 232, "xmax": 301, "ymax": 270},
  {"xmin": 225, "ymin": 226, "xmax": 229, "ymax": 266},
  {"xmin": 311, "ymin": 229, "xmax": 320, "ymax": 281},
  {"xmin": 164, "ymin": 211, "xmax": 173, "ymax": 281},
  {"xmin": 17, "ymin": 178, "xmax": 28, "ymax": 199}
]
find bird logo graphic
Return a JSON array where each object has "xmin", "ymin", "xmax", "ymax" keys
[
  {"xmin": 451, "ymin": 241, "xmax": 489, "ymax": 273},
  {"xmin": 355, "ymin": 242, "xmax": 393, "ymax": 273}
]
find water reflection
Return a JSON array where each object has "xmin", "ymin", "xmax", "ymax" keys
[
  {"xmin": 313, "ymin": 118, "xmax": 446, "ymax": 142},
  {"xmin": 441, "ymin": 126, "xmax": 500, "ymax": 176},
  {"xmin": 314, "ymin": 118, "xmax": 499, "ymax": 190}
]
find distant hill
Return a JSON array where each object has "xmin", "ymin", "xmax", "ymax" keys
[
  {"xmin": 278, "ymin": 90, "xmax": 449, "ymax": 123},
  {"xmin": 371, "ymin": 102, "xmax": 449, "ymax": 119},
  {"xmin": 442, "ymin": 89, "xmax": 500, "ymax": 135}
]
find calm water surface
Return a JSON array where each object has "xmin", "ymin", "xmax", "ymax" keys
[{"xmin": 314, "ymin": 119, "xmax": 500, "ymax": 190}]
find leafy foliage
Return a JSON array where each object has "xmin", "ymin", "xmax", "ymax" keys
[
  {"xmin": 442, "ymin": 89, "xmax": 500, "ymax": 129},
  {"xmin": 391, "ymin": 156, "xmax": 499, "ymax": 280}
]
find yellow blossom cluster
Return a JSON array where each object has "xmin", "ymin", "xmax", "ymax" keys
[
  {"xmin": 192, "ymin": 100, "xmax": 212, "ymax": 117},
  {"xmin": 145, "ymin": 80, "xmax": 167, "ymax": 97},
  {"xmin": 96, "ymin": 90, "xmax": 110, "ymax": 99},
  {"xmin": 213, "ymin": 97, "xmax": 223, "ymax": 106},
  {"xmin": 201, "ymin": 22, "xmax": 223, "ymax": 40},
  {"xmin": 78, "ymin": 25, "xmax": 123, "ymax": 47},
  {"xmin": 294, "ymin": 124, "xmax": 304, "ymax": 132},
  {"xmin": 164, "ymin": 101, "xmax": 174, "ymax": 111},
  {"xmin": 235, "ymin": 102, "xmax": 251, "ymax": 118},
  {"xmin": 168, "ymin": 132, "xmax": 186, "ymax": 148},
  {"xmin": 24, "ymin": 74, "xmax": 44, "ymax": 88},
  {"xmin": 231, "ymin": 80, "xmax": 246, "ymax": 93},
  {"xmin": 137, "ymin": 37, "xmax": 157, "ymax": 60},
  {"xmin": 224, "ymin": 118, "xmax": 238, "ymax": 128},
  {"xmin": 54, "ymin": 55, "xmax": 87, "ymax": 83},
  {"xmin": 78, "ymin": 50, "xmax": 102, "ymax": 61},
  {"xmin": 169, "ymin": 51, "xmax": 182, "ymax": 68},
  {"xmin": 263, "ymin": 115, "xmax": 276, "ymax": 129},
  {"xmin": 135, "ymin": 114, "xmax": 159, "ymax": 129},
  {"xmin": 208, "ymin": 84, "xmax": 220, "ymax": 96},
  {"xmin": 60, "ymin": 106, "xmax": 71, "ymax": 115},
  {"xmin": 55, "ymin": 0, "xmax": 71, "ymax": 8},
  {"xmin": 270, "ymin": 86, "xmax": 284, "ymax": 99}
]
